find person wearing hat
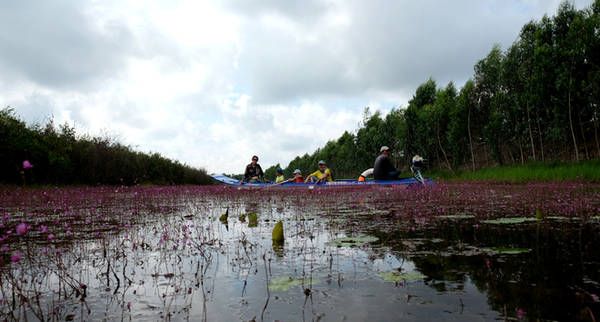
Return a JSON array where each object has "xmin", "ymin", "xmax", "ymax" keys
[
  {"xmin": 241, "ymin": 155, "xmax": 264, "ymax": 183},
  {"xmin": 373, "ymin": 146, "xmax": 402, "ymax": 180},
  {"xmin": 278, "ymin": 169, "xmax": 304, "ymax": 184},
  {"xmin": 305, "ymin": 160, "xmax": 333, "ymax": 184},
  {"xmin": 291, "ymin": 169, "xmax": 304, "ymax": 183}
]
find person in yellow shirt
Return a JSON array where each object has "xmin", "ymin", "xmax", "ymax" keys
[
  {"xmin": 305, "ymin": 160, "xmax": 333, "ymax": 184},
  {"xmin": 275, "ymin": 168, "xmax": 285, "ymax": 184}
]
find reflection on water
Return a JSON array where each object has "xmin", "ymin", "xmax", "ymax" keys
[{"xmin": 0, "ymin": 184, "xmax": 599, "ymax": 321}]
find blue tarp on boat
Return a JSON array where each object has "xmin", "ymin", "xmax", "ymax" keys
[{"xmin": 210, "ymin": 174, "xmax": 434, "ymax": 187}]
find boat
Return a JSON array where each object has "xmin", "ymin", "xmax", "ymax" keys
[{"xmin": 211, "ymin": 174, "xmax": 434, "ymax": 187}]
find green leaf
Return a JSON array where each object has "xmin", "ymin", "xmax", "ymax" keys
[
  {"xmin": 377, "ymin": 272, "xmax": 425, "ymax": 282},
  {"xmin": 325, "ymin": 236, "xmax": 379, "ymax": 247},
  {"xmin": 481, "ymin": 217, "xmax": 538, "ymax": 224},
  {"xmin": 483, "ymin": 247, "xmax": 532, "ymax": 255},
  {"xmin": 269, "ymin": 277, "xmax": 318, "ymax": 291},
  {"xmin": 438, "ymin": 214, "xmax": 475, "ymax": 220}
]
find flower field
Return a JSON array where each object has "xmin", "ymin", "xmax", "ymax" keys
[{"xmin": 1, "ymin": 183, "xmax": 599, "ymax": 321}]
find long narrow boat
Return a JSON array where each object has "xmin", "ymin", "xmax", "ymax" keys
[{"xmin": 211, "ymin": 174, "xmax": 434, "ymax": 187}]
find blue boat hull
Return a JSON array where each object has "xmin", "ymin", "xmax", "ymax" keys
[{"xmin": 210, "ymin": 174, "xmax": 434, "ymax": 187}]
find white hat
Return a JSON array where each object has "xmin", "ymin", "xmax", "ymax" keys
[{"xmin": 380, "ymin": 146, "xmax": 390, "ymax": 152}]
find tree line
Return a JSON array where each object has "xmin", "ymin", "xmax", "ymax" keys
[
  {"xmin": 266, "ymin": 1, "xmax": 600, "ymax": 180},
  {"xmin": 0, "ymin": 108, "xmax": 212, "ymax": 186}
]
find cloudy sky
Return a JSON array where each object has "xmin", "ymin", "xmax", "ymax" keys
[{"xmin": 0, "ymin": 0, "xmax": 593, "ymax": 174}]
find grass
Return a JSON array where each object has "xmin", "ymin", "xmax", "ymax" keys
[{"xmin": 426, "ymin": 160, "xmax": 600, "ymax": 183}]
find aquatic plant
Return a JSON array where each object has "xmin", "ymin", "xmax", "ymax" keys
[
  {"xmin": 272, "ymin": 221, "xmax": 284, "ymax": 243},
  {"xmin": 0, "ymin": 182, "xmax": 597, "ymax": 320}
]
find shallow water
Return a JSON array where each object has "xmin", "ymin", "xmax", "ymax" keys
[{"xmin": 1, "ymin": 184, "xmax": 599, "ymax": 321}]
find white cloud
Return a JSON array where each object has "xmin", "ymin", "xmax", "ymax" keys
[{"xmin": 0, "ymin": 0, "xmax": 594, "ymax": 174}]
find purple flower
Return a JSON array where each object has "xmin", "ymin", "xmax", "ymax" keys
[
  {"xmin": 1, "ymin": 246, "xmax": 8, "ymax": 252},
  {"xmin": 23, "ymin": 160, "xmax": 34, "ymax": 169},
  {"xmin": 42, "ymin": 248, "xmax": 48, "ymax": 254},
  {"xmin": 11, "ymin": 253, "xmax": 21, "ymax": 263},
  {"xmin": 517, "ymin": 309, "xmax": 524, "ymax": 318},
  {"xmin": 48, "ymin": 233, "xmax": 55, "ymax": 240},
  {"xmin": 16, "ymin": 223, "xmax": 27, "ymax": 235},
  {"xmin": 41, "ymin": 225, "xmax": 47, "ymax": 233}
]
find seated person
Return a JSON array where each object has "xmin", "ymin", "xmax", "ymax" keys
[
  {"xmin": 275, "ymin": 168, "xmax": 285, "ymax": 184},
  {"xmin": 291, "ymin": 169, "xmax": 304, "ymax": 183},
  {"xmin": 373, "ymin": 146, "xmax": 402, "ymax": 180},
  {"xmin": 358, "ymin": 168, "xmax": 374, "ymax": 182},
  {"xmin": 241, "ymin": 155, "xmax": 264, "ymax": 183},
  {"xmin": 305, "ymin": 160, "xmax": 333, "ymax": 184},
  {"xmin": 278, "ymin": 168, "xmax": 304, "ymax": 184},
  {"xmin": 283, "ymin": 169, "xmax": 304, "ymax": 183}
]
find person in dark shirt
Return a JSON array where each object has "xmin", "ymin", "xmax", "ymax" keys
[
  {"xmin": 373, "ymin": 146, "xmax": 402, "ymax": 180},
  {"xmin": 241, "ymin": 155, "xmax": 264, "ymax": 183}
]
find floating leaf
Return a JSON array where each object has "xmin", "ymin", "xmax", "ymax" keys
[
  {"xmin": 238, "ymin": 214, "xmax": 246, "ymax": 222},
  {"xmin": 438, "ymin": 214, "xmax": 475, "ymax": 220},
  {"xmin": 378, "ymin": 271, "xmax": 425, "ymax": 282},
  {"xmin": 325, "ymin": 236, "xmax": 379, "ymax": 247},
  {"xmin": 546, "ymin": 216, "xmax": 580, "ymax": 221},
  {"xmin": 483, "ymin": 247, "xmax": 532, "ymax": 255},
  {"xmin": 269, "ymin": 277, "xmax": 318, "ymax": 291},
  {"xmin": 481, "ymin": 217, "xmax": 538, "ymax": 225}
]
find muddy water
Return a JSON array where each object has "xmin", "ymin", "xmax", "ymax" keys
[{"xmin": 0, "ymin": 185, "xmax": 599, "ymax": 321}]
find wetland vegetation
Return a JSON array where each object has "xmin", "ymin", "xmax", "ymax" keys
[{"xmin": 1, "ymin": 183, "xmax": 599, "ymax": 321}]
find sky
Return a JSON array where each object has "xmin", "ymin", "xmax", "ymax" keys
[{"xmin": 0, "ymin": 0, "xmax": 593, "ymax": 174}]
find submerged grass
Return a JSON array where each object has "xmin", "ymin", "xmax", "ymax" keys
[{"xmin": 428, "ymin": 160, "xmax": 600, "ymax": 183}]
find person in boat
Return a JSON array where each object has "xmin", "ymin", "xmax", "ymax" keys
[
  {"xmin": 373, "ymin": 146, "xmax": 402, "ymax": 180},
  {"xmin": 277, "ymin": 169, "xmax": 304, "ymax": 184},
  {"xmin": 291, "ymin": 169, "xmax": 304, "ymax": 183},
  {"xmin": 358, "ymin": 168, "xmax": 373, "ymax": 182},
  {"xmin": 305, "ymin": 160, "xmax": 333, "ymax": 184},
  {"xmin": 275, "ymin": 168, "xmax": 285, "ymax": 184},
  {"xmin": 241, "ymin": 155, "xmax": 264, "ymax": 183}
]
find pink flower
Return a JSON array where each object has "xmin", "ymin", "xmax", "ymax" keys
[
  {"xmin": 42, "ymin": 248, "xmax": 48, "ymax": 254},
  {"xmin": 517, "ymin": 309, "xmax": 524, "ymax": 318},
  {"xmin": 41, "ymin": 225, "xmax": 47, "ymax": 233},
  {"xmin": 16, "ymin": 223, "xmax": 27, "ymax": 235},
  {"xmin": 48, "ymin": 233, "xmax": 55, "ymax": 240},
  {"xmin": 127, "ymin": 302, "xmax": 131, "ymax": 310},
  {"xmin": 93, "ymin": 232, "xmax": 99, "ymax": 237},
  {"xmin": 1, "ymin": 246, "xmax": 8, "ymax": 252},
  {"xmin": 11, "ymin": 253, "xmax": 21, "ymax": 263},
  {"xmin": 23, "ymin": 160, "xmax": 34, "ymax": 169}
]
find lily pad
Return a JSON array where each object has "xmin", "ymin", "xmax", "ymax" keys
[
  {"xmin": 481, "ymin": 217, "xmax": 538, "ymax": 225},
  {"xmin": 325, "ymin": 236, "xmax": 379, "ymax": 247},
  {"xmin": 546, "ymin": 216, "xmax": 580, "ymax": 221},
  {"xmin": 378, "ymin": 271, "xmax": 425, "ymax": 282},
  {"xmin": 483, "ymin": 247, "xmax": 532, "ymax": 255},
  {"xmin": 438, "ymin": 214, "xmax": 475, "ymax": 220},
  {"xmin": 269, "ymin": 277, "xmax": 318, "ymax": 291}
]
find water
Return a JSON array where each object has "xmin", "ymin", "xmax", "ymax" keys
[{"xmin": 0, "ymin": 184, "xmax": 599, "ymax": 321}]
